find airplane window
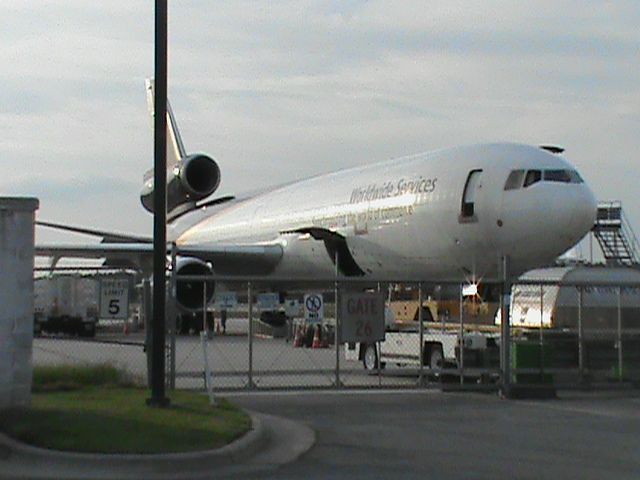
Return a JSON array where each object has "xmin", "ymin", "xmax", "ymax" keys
[
  {"xmin": 504, "ymin": 170, "xmax": 525, "ymax": 190},
  {"xmin": 523, "ymin": 170, "xmax": 541, "ymax": 187},
  {"xmin": 543, "ymin": 170, "xmax": 584, "ymax": 183},
  {"xmin": 567, "ymin": 170, "xmax": 584, "ymax": 183},
  {"xmin": 543, "ymin": 170, "xmax": 572, "ymax": 182}
]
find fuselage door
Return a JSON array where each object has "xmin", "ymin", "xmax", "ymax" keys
[{"xmin": 460, "ymin": 169, "xmax": 483, "ymax": 222}]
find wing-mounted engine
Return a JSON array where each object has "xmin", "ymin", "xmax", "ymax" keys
[
  {"xmin": 174, "ymin": 256, "xmax": 215, "ymax": 311},
  {"xmin": 140, "ymin": 153, "xmax": 221, "ymax": 219}
]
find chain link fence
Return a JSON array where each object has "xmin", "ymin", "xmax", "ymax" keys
[
  {"xmin": 507, "ymin": 280, "xmax": 640, "ymax": 387},
  {"xmin": 32, "ymin": 268, "xmax": 147, "ymax": 384},
  {"xmin": 31, "ymin": 269, "xmax": 640, "ymax": 393}
]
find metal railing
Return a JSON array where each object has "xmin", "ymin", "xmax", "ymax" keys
[{"xmin": 593, "ymin": 201, "xmax": 640, "ymax": 265}]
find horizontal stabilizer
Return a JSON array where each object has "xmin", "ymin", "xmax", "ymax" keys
[{"xmin": 37, "ymin": 221, "xmax": 152, "ymax": 244}]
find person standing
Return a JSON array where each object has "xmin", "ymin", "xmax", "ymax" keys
[{"xmin": 220, "ymin": 309, "xmax": 227, "ymax": 334}]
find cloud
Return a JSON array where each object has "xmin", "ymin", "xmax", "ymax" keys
[
  {"xmin": 2, "ymin": 175, "xmax": 137, "ymax": 202},
  {"xmin": 0, "ymin": 0, "xmax": 639, "ymax": 237}
]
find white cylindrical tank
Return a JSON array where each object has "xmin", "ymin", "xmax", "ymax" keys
[{"xmin": 0, "ymin": 197, "xmax": 39, "ymax": 408}]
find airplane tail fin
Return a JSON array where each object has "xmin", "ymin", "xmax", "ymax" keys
[
  {"xmin": 145, "ymin": 78, "xmax": 186, "ymax": 169},
  {"xmin": 141, "ymin": 79, "xmax": 222, "ymax": 217}
]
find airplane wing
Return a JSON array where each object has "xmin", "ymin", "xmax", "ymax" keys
[{"xmin": 35, "ymin": 242, "xmax": 284, "ymax": 275}]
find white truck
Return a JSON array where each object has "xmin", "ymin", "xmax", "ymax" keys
[
  {"xmin": 346, "ymin": 328, "xmax": 494, "ymax": 370},
  {"xmin": 34, "ymin": 275, "xmax": 99, "ymax": 337},
  {"xmin": 345, "ymin": 301, "xmax": 499, "ymax": 372}
]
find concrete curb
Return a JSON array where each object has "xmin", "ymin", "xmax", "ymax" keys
[{"xmin": 0, "ymin": 411, "xmax": 279, "ymax": 479}]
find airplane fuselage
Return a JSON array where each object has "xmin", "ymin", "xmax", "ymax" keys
[{"xmin": 174, "ymin": 143, "xmax": 597, "ymax": 282}]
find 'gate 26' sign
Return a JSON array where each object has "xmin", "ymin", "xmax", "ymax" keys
[{"xmin": 340, "ymin": 292, "xmax": 385, "ymax": 343}]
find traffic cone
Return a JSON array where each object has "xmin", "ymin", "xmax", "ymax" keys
[
  {"xmin": 293, "ymin": 324, "xmax": 302, "ymax": 348},
  {"xmin": 312, "ymin": 325, "xmax": 321, "ymax": 349},
  {"xmin": 320, "ymin": 325, "xmax": 330, "ymax": 348}
]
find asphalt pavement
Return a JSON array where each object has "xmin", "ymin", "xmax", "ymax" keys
[
  {"xmin": 28, "ymin": 334, "xmax": 640, "ymax": 479},
  {"xmin": 228, "ymin": 389, "xmax": 640, "ymax": 480},
  {"xmin": 2, "ymin": 389, "xmax": 639, "ymax": 479}
]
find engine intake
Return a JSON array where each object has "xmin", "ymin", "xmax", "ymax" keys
[
  {"xmin": 174, "ymin": 257, "xmax": 215, "ymax": 311},
  {"xmin": 179, "ymin": 154, "xmax": 221, "ymax": 197},
  {"xmin": 140, "ymin": 154, "xmax": 221, "ymax": 215}
]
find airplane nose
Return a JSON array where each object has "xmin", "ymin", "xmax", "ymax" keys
[
  {"xmin": 576, "ymin": 185, "xmax": 598, "ymax": 233},
  {"xmin": 558, "ymin": 185, "xmax": 598, "ymax": 242},
  {"xmin": 494, "ymin": 180, "xmax": 597, "ymax": 263}
]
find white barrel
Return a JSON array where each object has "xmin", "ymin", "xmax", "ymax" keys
[{"xmin": 0, "ymin": 197, "xmax": 39, "ymax": 408}]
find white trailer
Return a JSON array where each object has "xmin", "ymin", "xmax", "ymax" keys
[{"xmin": 34, "ymin": 275, "xmax": 99, "ymax": 337}]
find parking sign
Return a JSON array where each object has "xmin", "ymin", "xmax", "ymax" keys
[
  {"xmin": 257, "ymin": 292, "xmax": 280, "ymax": 310},
  {"xmin": 284, "ymin": 298, "xmax": 301, "ymax": 317},
  {"xmin": 215, "ymin": 292, "xmax": 238, "ymax": 309}
]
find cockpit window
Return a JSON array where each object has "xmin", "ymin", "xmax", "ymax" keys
[
  {"xmin": 512, "ymin": 168, "xmax": 583, "ymax": 189},
  {"xmin": 523, "ymin": 170, "xmax": 541, "ymax": 187},
  {"xmin": 543, "ymin": 170, "xmax": 571, "ymax": 182},
  {"xmin": 504, "ymin": 170, "xmax": 525, "ymax": 190},
  {"xmin": 544, "ymin": 169, "xmax": 584, "ymax": 183},
  {"xmin": 569, "ymin": 170, "xmax": 584, "ymax": 183}
]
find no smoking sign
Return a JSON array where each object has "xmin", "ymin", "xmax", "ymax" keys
[{"xmin": 303, "ymin": 293, "xmax": 324, "ymax": 323}]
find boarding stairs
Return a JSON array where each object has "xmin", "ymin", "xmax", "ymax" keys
[{"xmin": 592, "ymin": 201, "xmax": 640, "ymax": 266}]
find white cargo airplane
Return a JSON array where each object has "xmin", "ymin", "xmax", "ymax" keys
[{"xmin": 36, "ymin": 81, "xmax": 597, "ymax": 311}]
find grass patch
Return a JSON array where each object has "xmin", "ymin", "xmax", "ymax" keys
[
  {"xmin": 0, "ymin": 388, "xmax": 251, "ymax": 453},
  {"xmin": 32, "ymin": 363, "xmax": 136, "ymax": 392},
  {"xmin": 2, "ymin": 365, "xmax": 251, "ymax": 453}
]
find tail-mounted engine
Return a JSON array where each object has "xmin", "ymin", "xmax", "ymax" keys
[
  {"xmin": 140, "ymin": 154, "xmax": 221, "ymax": 217},
  {"xmin": 174, "ymin": 257, "xmax": 215, "ymax": 311}
]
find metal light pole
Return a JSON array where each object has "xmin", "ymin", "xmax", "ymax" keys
[{"xmin": 148, "ymin": 0, "xmax": 169, "ymax": 407}]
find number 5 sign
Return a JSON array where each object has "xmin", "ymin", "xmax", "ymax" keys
[
  {"xmin": 340, "ymin": 292, "xmax": 385, "ymax": 343},
  {"xmin": 99, "ymin": 278, "xmax": 130, "ymax": 320}
]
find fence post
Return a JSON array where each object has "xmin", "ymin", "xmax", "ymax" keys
[
  {"xmin": 143, "ymin": 279, "xmax": 153, "ymax": 389},
  {"xmin": 418, "ymin": 282, "xmax": 424, "ymax": 387},
  {"xmin": 201, "ymin": 281, "xmax": 215, "ymax": 404},
  {"xmin": 438, "ymin": 285, "xmax": 445, "ymax": 332},
  {"xmin": 202, "ymin": 282, "xmax": 207, "ymax": 330},
  {"xmin": 617, "ymin": 286, "xmax": 623, "ymax": 382},
  {"xmin": 333, "ymin": 250, "xmax": 341, "ymax": 389},
  {"xmin": 376, "ymin": 282, "xmax": 382, "ymax": 387},
  {"xmin": 539, "ymin": 284, "xmax": 544, "ymax": 381},
  {"xmin": 459, "ymin": 283, "xmax": 464, "ymax": 386},
  {"xmin": 335, "ymin": 280, "xmax": 341, "ymax": 389},
  {"xmin": 578, "ymin": 286, "xmax": 584, "ymax": 383},
  {"xmin": 168, "ymin": 244, "xmax": 177, "ymax": 390},
  {"xmin": 500, "ymin": 256, "xmax": 511, "ymax": 395},
  {"xmin": 247, "ymin": 281, "xmax": 254, "ymax": 389}
]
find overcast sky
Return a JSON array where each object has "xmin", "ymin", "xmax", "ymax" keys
[{"xmin": 1, "ymin": 1, "xmax": 639, "ymax": 246}]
